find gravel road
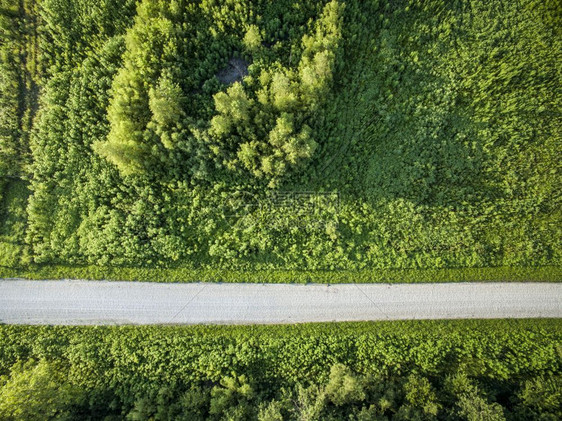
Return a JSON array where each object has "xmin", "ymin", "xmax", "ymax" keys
[{"xmin": 0, "ymin": 280, "xmax": 560, "ymax": 325}]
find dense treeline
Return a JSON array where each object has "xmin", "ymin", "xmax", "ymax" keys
[
  {"xmin": 0, "ymin": 0, "xmax": 560, "ymax": 276},
  {"xmin": 0, "ymin": 0, "xmax": 39, "ymax": 188},
  {"xmin": 0, "ymin": 320, "xmax": 560, "ymax": 420},
  {"xmin": 0, "ymin": 0, "xmax": 33, "ymax": 265},
  {"xmin": 0, "ymin": 0, "xmax": 22, "ymax": 186}
]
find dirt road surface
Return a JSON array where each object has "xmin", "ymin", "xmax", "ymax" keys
[{"xmin": 0, "ymin": 280, "xmax": 560, "ymax": 325}]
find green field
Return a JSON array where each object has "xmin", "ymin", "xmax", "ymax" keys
[
  {"xmin": 0, "ymin": 320, "xmax": 561, "ymax": 419},
  {"xmin": 0, "ymin": 0, "xmax": 560, "ymax": 281}
]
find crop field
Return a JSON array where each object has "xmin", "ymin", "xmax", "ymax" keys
[{"xmin": 0, "ymin": 0, "xmax": 560, "ymax": 282}]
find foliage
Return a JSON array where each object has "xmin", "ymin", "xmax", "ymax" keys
[
  {"xmin": 0, "ymin": 180, "xmax": 29, "ymax": 268},
  {"xmin": 0, "ymin": 0, "xmax": 22, "ymax": 179},
  {"xmin": 0, "ymin": 359, "xmax": 83, "ymax": 421},
  {"xmin": 0, "ymin": 0, "xmax": 560, "ymax": 278},
  {"xmin": 0, "ymin": 320, "xmax": 560, "ymax": 419},
  {"xmin": 1, "ymin": 264, "xmax": 561, "ymax": 285}
]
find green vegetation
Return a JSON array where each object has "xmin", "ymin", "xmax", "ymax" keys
[
  {"xmin": 0, "ymin": 264, "xmax": 560, "ymax": 284},
  {"xmin": 0, "ymin": 0, "xmax": 38, "ymax": 182},
  {"xmin": 0, "ymin": 320, "xmax": 560, "ymax": 420},
  {"xmin": 0, "ymin": 0, "xmax": 560, "ymax": 280},
  {"xmin": 0, "ymin": 181, "xmax": 29, "ymax": 268}
]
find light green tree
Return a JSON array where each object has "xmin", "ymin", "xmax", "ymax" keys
[
  {"xmin": 213, "ymin": 82, "xmax": 252, "ymax": 124},
  {"xmin": 325, "ymin": 363, "xmax": 366, "ymax": 406},
  {"xmin": 270, "ymin": 72, "xmax": 298, "ymax": 111},
  {"xmin": 0, "ymin": 360, "xmax": 82, "ymax": 421},
  {"xmin": 149, "ymin": 74, "xmax": 184, "ymax": 130},
  {"xmin": 243, "ymin": 24, "xmax": 262, "ymax": 53}
]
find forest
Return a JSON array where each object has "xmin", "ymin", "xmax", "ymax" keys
[
  {"xmin": 0, "ymin": 320, "xmax": 561, "ymax": 420},
  {"xmin": 0, "ymin": 0, "xmax": 560, "ymax": 281}
]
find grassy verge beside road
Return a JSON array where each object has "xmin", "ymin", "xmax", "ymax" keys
[{"xmin": 1, "ymin": 264, "xmax": 560, "ymax": 283}]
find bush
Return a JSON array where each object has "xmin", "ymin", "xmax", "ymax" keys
[{"xmin": 0, "ymin": 320, "xmax": 560, "ymax": 419}]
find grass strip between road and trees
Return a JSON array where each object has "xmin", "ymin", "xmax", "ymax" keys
[{"xmin": 0, "ymin": 265, "xmax": 560, "ymax": 283}]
